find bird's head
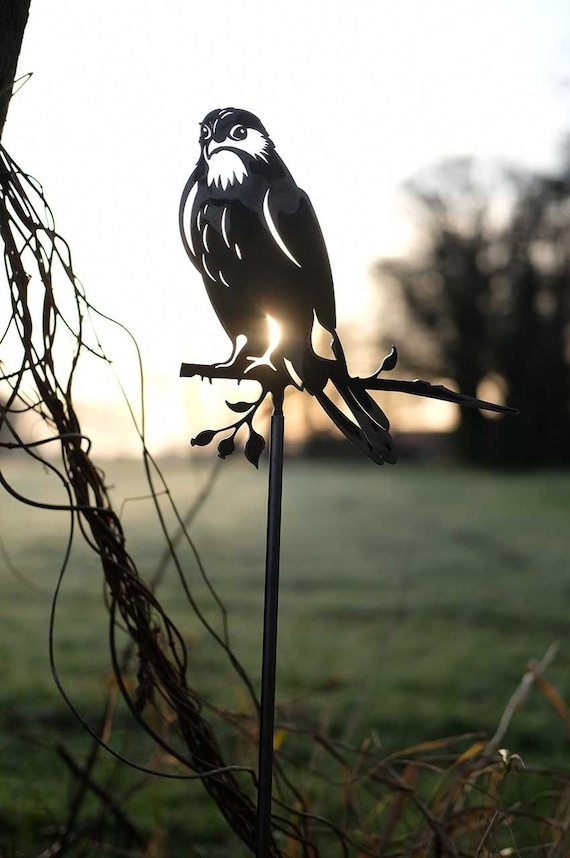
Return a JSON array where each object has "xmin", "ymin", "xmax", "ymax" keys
[{"xmin": 198, "ymin": 107, "xmax": 274, "ymax": 191}]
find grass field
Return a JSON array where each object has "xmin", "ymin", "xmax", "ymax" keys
[{"xmin": 1, "ymin": 453, "xmax": 569, "ymax": 855}]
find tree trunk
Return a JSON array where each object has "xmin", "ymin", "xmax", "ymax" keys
[{"xmin": 0, "ymin": 0, "xmax": 32, "ymax": 141}]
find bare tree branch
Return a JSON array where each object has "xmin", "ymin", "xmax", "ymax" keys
[{"xmin": 0, "ymin": 0, "xmax": 31, "ymax": 140}]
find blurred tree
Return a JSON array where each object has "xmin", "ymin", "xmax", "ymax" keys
[{"xmin": 376, "ymin": 156, "xmax": 570, "ymax": 466}]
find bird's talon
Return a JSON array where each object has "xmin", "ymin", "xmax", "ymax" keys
[{"xmin": 245, "ymin": 356, "xmax": 277, "ymax": 373}]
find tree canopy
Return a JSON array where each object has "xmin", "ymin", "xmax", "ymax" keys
[{"xmin": 376, "ymin": 156, "xmax": 570, "ymax": 466}]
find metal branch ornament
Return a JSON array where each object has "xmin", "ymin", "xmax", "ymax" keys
[{"xmin": 179, "ymin": 108, "xmax": 516, "ymax": 465}]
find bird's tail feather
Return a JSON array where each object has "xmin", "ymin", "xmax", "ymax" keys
[
  {"xmin": 314, "ymin": 386, "xmax": 395, "ymax": 465},
  {"xmin": 303, "ymin": 342, "xmax": 397, "ymax": 465},
  {"xmin": 321, "ymin": 373, "xmax": 397, "ymax": 464}
]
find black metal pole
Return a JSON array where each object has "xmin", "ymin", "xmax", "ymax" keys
[{"xmin": 256, "ymin": 391, "xmax": 285, "ymax": 857}]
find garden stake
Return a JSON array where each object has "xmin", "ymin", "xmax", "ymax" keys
[
  {"xmin": 256, "ymin": 392, "xmax": 284, "ymax": 857},
  {"xmin": 179, "ymin": 107, "xmax": 516, "ymax": 853}
]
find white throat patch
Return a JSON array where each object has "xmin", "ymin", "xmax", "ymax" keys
[
  {"xmin": 205, "ymin": 129, "xmax": 270, "ymax": 191},
  {"xmin": 207, "ymin": 150, "xmax": 248, "ymax": 190}
]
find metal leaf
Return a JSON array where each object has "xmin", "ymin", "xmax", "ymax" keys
[
  {"xmin": 378, "ymin": 344, "xmax": 398, "ymax": 373},
  {"xmin": 225, "ymin": 400, "xmax": 256, "ymax": 413},
  {"xmin": 244, "ymin": 429, "xmax": 265, "ymax": 468}
]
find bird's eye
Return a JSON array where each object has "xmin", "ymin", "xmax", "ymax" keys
[
  {"xmin": 200, "ymin": 124, "xmax": 212, "ymax": 140},
  {"xmin": 229, "ymin": 124, "xmax": 247, "ymax": 141}
]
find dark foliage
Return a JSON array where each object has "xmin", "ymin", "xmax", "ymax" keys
[{"xmin": 376, "ymin": 156, "xmax": 570, "ymax": 466}]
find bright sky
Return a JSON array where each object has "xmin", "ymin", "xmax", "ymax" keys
[{"xmin": 5, "ymin": 0, "xmax": 570, "ymax": 455}]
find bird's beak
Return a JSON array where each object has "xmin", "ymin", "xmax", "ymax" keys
[{"xmin": 206, "ymin": 139, "xmax": 229, "ymax": 159}]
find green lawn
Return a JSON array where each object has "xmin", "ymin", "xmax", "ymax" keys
[{"xmin": 1, "ymin": 454, "xmax": 569, "ymax": 855}]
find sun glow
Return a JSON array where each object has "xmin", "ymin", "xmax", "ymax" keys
[
  {"xmin": 245, "ymin": 314, "xmax": 282, "ymax": 372},
  {"xmin": 267, "ymin": 315, "xmax": 282, "ymax": 354}
]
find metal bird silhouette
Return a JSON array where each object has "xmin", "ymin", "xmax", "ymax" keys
[{"xmin": 179, "ymin": 108, "xmax": 516, "ymax": 466}]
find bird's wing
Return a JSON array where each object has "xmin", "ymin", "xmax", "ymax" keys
[
  {"xmin": 179, "ymin": 172, "xmax": 200, "ymax": 261},
  {"xmin": 261, "ymin": 184, "xmax": 337, "ymax": 332}
]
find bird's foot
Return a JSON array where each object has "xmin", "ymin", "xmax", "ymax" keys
[{"xmin": 244, "ymin": 353, "xmax": 277, "ymax": 373}]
